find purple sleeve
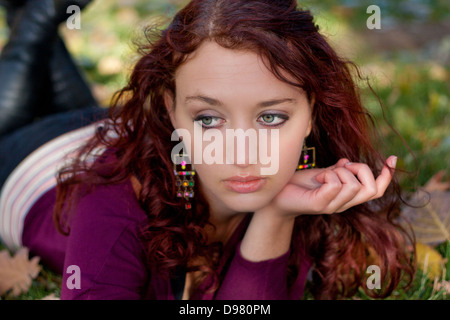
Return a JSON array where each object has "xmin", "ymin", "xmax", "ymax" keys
[
  {"xmin": 215, "ymin": 242, "xmax": 292, "ymax": 300},
  {"xmin": 60, "ymin": 182, "xmax": 150, "ymax": 300}
]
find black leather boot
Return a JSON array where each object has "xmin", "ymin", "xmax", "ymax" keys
[
  {"xmin": 0, "ymin": 0, "xmax": 26, "ymax": 26},
  {"xmin": 46, "ymin": 35, "xmax": 99, "ymax": 114},
  {"xmin": 40, "ymin": 0, "xmax": 98, "ymax": 114},
  {"xmin": 0, "ymin": 0, "xmax": 94, "ymax": 137},
  {"xmin": 0, "ymin": 0, "xmax": 57, "ymax": 137}
]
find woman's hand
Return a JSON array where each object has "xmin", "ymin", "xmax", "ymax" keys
[
  {"xmin": 269, "ymin": 155, "xmax": 398, "ymax": 216},
  {"xmin": 240, "ymin": 156, "xmax": 397, "ymax": 262}
]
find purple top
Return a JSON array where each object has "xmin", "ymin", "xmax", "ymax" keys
[{"xmin": 22, "ymin": 178, "xmax": 311, "ymax": 300}]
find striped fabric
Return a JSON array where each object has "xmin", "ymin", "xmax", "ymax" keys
[{"xmin": 0, "ymin": 120, "xmax": 111, "ymax": 251}]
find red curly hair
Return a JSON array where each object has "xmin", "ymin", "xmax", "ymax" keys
[{"xmin": 54, "ymin": 0, "xmax": 416, "ymax": 299}]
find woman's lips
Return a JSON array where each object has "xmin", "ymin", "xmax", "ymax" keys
[{"xmin": 222, "ymin": 176, "xmax": 266, "ymax": 193}]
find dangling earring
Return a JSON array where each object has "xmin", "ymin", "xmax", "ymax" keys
[
  {"xmin": 173, "ymin": 153, "xmax": 196, "ymax": 209},
  {"xmin": 297, "ymin": 142, "xmax": 316, "ymax": 170}
]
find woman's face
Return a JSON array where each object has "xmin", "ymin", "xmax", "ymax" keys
[{"xmin": 165, "ymin": 41, "xmax": 312, "ymax": 217}]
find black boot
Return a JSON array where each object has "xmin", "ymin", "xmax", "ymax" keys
[
  {"xmin": 37, "ymin": 0, "xmax": 98, "ymax": 115},
  {"xmin": 0, "ymin": 0, "xmax": 26, "ymax": 26},
  {"xmin": 0, "ymin": 0, "xmax": 58, "ymax": 137},
  {"xmin": 46, "ymin": 35, "xmax": 99, "ymax": 115},
  {"xmin": 0, "ymin": 0, "xmax": 95, "ymax": 137},
  {"xmin": 3, "ymin": 0, "xmax": 97, "ymax": 116}
]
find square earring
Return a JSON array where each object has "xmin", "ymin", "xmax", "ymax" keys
[
  {"xmin": 297, "ymin": 142, "xmax": 315, "ymax": 170},
  {"xmin": 173, "ymin": 153, "xmax": 195, "ymax": 209}
]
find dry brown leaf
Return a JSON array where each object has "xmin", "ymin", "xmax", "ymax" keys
[
  {"xmin": 399, "ymin": 190, "xmax": 450, "ymax": 245},
  {"xmin": 0, "ymin": 247, "xmax": 41, "ymax": 297},
  {"xmin": 423, "ymin": 170, "xmax": 450, "ymax": 192},
  {"xmin": 398, "ymin": 171, "xmax": 450, "ymax": 246}
]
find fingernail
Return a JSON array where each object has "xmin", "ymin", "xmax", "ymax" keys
[
  {"xmin": 344, "ymin": 162, "xmax": 353, "ymax": 166},
  {"xmin": 390, "ymin": 156, "xmax": 397, "ymax": 168}
]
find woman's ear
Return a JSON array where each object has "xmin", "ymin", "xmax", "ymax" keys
[
  {"xmin": 306, "ymin": 93, "xmax": 315, "ymax": 137},
  {"xmin": 306, "ymin": 119, "xmax": 312, "ymax": 137},
  {"xmin": 164, "ymin": 90, "xmax": 177, "ymax": 128}
]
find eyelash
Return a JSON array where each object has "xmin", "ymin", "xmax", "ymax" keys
[{"xmin": 194, "ymin": 113, "xmax": 289, "ymax": 129}]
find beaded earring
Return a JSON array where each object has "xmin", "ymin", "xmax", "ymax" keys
[
  {"xmin": 297, "ymin": 142, "xmax": 316, "ymax": 170},
  {"xmin": 173, "ymin": 153, "xmax": 195, "ymax": 209}
]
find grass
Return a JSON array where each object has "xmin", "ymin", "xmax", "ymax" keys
[
  {"xmin": 301, "ymin": 241, "xmax": 450, "ymax": 300},
  {"xmin": 1, "ymin": 240, "xmax": 449, "ymax": 300},
  {"xmin": 0, "ymin": 0, "xmax": 448, "ymax": 300}
]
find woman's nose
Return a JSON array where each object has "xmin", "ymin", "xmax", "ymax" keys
[{"xmin": 225, "ymin": 127, "xmax": 259, "ymax": 167}]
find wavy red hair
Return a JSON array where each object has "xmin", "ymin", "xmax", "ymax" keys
[{"xmin": 54, "ymin": 0, "xmax": 416, "ymax": 299}]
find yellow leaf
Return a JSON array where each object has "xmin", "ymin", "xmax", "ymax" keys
[{"xmin": 415, "ymin": 242, "xmax": 445, "ymax": 280}]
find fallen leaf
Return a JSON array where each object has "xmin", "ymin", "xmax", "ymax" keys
[
  {"xmin": 0, "ymin": 248, "xmax": 41, "ymax": 297},
  {"xmin": 423, "ymin": 170, "xmax": 450, "ymax": 192},
  {"xmin": 399, "ymin": 189, "xmax": 450, "ymax": 246},
  {"xmin": 41, "ymin": 293, "xmax": 60, "ymax": 300},
  {"xmin": 434, "ymin": 280, "xmax": 450, "ymax": 294},
  {"xmin": 415, "ymin": 242, "xmax": 445, "ymax": 280}
]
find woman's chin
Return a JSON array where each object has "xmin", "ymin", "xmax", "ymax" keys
[{"xmin": 222, "ymin": 193, "xmax": 273, "ymax": 213}]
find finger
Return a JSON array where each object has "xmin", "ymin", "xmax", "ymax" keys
[
  {"xmin": 315, "ymin": 158, "xmax": 351, "ymax": 184},
  {"xmin": 330, "ymin": 162, "xmax": 378, "ymax": 212},
  {"xmin": 338, "ymin": 156, "xmax": 397, "ymax": 211},
  {"xmin": 372, "ymin": 155, "xmax": 397, "ymax": 198},
  {"xmin": 279, "ymin": 169, "xmax": 343, "ymax": 214},
  {"xmin": 326, "ymin": 167, "xmax": 362, "ymax": 213},
  {"xmin": 310, "ymin": 169, "xmax": 343, "ymax": 213},
  {"xmin": 329, "ymin": 158, "xmax": 351, "ymax": 169},
  {"xmin": 342, "ymin": 161, "xmax": 379, "ymax": 199}
]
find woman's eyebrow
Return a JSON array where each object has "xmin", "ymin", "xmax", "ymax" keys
[
  {"xmin": 257, "ymin": 98, "xmax": 297, "ymax": 108},
  {"xmin": 184, "ymin": 95, "xmax": 296, "ymax": 108},
  {"xmin": 185, "ymin": 95, "xmax": 223, "ymax": 106}
]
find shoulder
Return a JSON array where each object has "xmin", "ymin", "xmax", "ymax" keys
[
  {"xmin": 65, "ymin": 178, "xmax": 149, "ymax": 273},
  {"xmin": 61, "ymin": 179, "xmax": 150, "ymax": 299},
  {"xmin": 71, "ymin": 178, "xmax": 146, "ymax": 225}
]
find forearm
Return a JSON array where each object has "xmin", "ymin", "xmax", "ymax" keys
[{"xmin": 240, "ymin": 207, "xmax": 295, "ymax": 262}]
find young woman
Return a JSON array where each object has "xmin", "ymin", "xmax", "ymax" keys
[{"xmin": 0, "ymin": 0, "xmax": 415, "ymax": 300}]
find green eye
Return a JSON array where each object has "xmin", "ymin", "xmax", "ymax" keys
[
  {"xmin": 202, "ymin": 116, "xmax": 213, "ymax": 125},
  {"xmin": 262, "ymin": 114, "xmax": 275, "ymax": 123},
  {"xmin": 194, "ymin": 115, "xmax": 223, "ymax": 128},
  {"xmin": 257, "ymin": 113, "xmax": 288, "ymax": 127}
]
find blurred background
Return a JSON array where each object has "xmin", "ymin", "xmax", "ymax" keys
[{"xmin": 0, "ymin": 0, "xmax": 449, "ymax": 299}]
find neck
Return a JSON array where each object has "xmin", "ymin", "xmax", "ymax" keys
[
  {"xmin": 197, "ymin": 181, "xmax": 247, "ymax": 245},
  {"xmin": 205, "ymin": 211, "xmax": 246, "ymax": 245}
]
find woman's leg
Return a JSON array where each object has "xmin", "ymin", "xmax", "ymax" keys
[
  {"xmin": 0, "ymin": 106, "xmax": 109, "ymax": 190},
  {"xmin": 46, "ymin": 34, "xmax": 98, "ymax": 115},
  {"xmin": 0, "ymin": 0, "xmax": 55, "ymax": 137},
  {"xmin": 0, "ymin": 0, "xmax": 104, "ymax": 187},
  {"xmin": 0, "ymin": 0, "xmax": 94, "ymax": 137}
]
